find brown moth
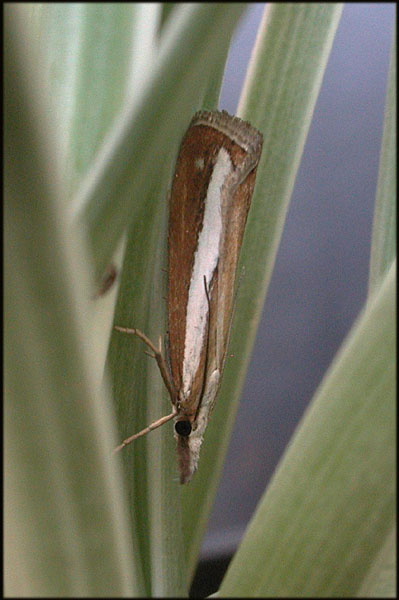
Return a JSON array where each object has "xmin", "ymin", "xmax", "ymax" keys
[{"xmin": 114, "ymin": 110, "xmax": 263, "ymax": 483}]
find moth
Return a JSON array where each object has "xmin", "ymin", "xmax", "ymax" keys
[{"xmin": 114, "ymin": 110, "xmax": 263, "ymax": 483}]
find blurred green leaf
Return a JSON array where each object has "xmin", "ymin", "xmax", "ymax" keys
[
  {"xmin": 26, "ymin": 3, "xmax": 152, "ymax": 200},
  {"xmin": 5, "ymin": 5, "xmax": 141, "ymax": 596},
  {"xmin": 357, "ymin": 526, "xmax": 396, "ymax": 598},
  {"xmin": 24, "ymin": 4, "xmax": 163, "ymax": 375},
  {"xmin": 71, "ymin": 3, "xmax": 246, "ymax": 281},
  {"xmin": 369, "ymin": 32, "xmax": 396, "ymax": 296},
  {"xmin": 220, "ymin": 260, "xmax": 396, "ymax": 597}
]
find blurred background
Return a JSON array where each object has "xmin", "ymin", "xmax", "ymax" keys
[{"xmin": 191, "ymin": 3, "xmax": 395, "ymax": 596}]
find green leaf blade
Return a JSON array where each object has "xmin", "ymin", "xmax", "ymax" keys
[
  {"xmin": 181, "ymin": 3, "xmax": 344, "ymax": 579},
  {"xmin": 220, "ymin": 261, "xmax": 396, "ymax": 597},
  {"xmin": 72, "ymin": 3, "xmax": 247, "ymax": 280},
  {"xmin": 369, "ymin": 32, "xmax": 396, "ymax": 296},
  {"xmin": 5, "ymin": 6, "xmax": 141, "ymax": 595}
]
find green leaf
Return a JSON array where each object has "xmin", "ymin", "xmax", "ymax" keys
[
  {"xmin": 181, "ymin": 3, "xmax": 344, "ymax": 579},
  {"xmin": 26, "ymin": 3, "xmax": 150, "ymax": 200},
  {"xmin": 358, "ymin": 526, "xmax": 396, "ymax": 598},
  {"xmin": 219, "ymin": 261, "xmax": 396, "ymax": 597},
  {"xmin": 5, "ymin": 6, "xmax": 141, "ymax": 595},
  {"xmin": 107, "ymin": 175, "xmax": 188, "ymax": 597},
  {"xmin": 71, "ymin": 3, "xmax": 247, "ymax": 281},
  {"xmin": 23, "ymin": 4, "xmax": 162, "ymax": 374},
  {"xmin": 369, "ymin": 32, "xmax": 396, "ymax": 296},
  {"xmin": 105, "ymin": 5, "xmax": 248, "ymax": 594}
]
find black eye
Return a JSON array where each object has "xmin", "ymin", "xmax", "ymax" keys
[{"xmin": 175, "ymin": 420, "xmax": 192, "ymax": 437}]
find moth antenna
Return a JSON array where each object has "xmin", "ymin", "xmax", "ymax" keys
[
  {"xmin": 191, "ymin": 275, "xmax": 214, "ymax": 423},
  {"xmin": 203, "ymin": 275, "xmax": 218, "ymax": 364}
]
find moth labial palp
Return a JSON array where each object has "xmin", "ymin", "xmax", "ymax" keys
[{"xmin": 114, "ymin": 109, "xmax": 263, "ymax": 484}]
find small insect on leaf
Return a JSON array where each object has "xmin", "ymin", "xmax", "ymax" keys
[{"xmin": 115, "ymin": 110, "xmax": 263, "ymax": 483}]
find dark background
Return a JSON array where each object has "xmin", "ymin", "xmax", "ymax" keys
[{"xmin": 191, "ymin": 3, "xmax": 395, "ymax": 597}]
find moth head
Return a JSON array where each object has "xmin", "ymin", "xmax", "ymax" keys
[{"xmin": 174, "ymin": 419, "xmax": 192, "ymax": 437}]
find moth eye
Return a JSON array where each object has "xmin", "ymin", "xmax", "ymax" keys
[{"xmin": 175, "ymin": 420, "xmax": 192, "ymax": 437}]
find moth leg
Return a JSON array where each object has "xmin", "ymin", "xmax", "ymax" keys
[
  {"xmin": 114, "ymin": 326, "xmax": 178, "ymax": 405},
  {"xmin": 113, "ymin": 406, "xmax": 178, "ymax": 453}
]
